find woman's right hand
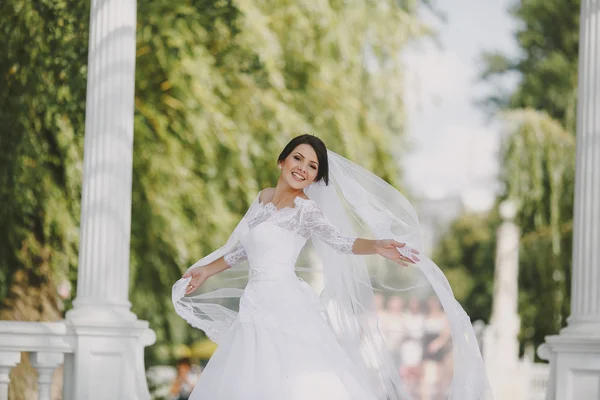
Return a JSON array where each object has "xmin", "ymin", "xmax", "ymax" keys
[{"xmin": 183, "ymin": 267, "xmax": 210, "ymax": 295}]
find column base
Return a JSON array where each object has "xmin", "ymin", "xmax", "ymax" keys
[
  {"xmin": 561, "ymin": 315, "xmax": 600, "ymax": 335},
  {"xmin": 63, "ymin": 317, "xmax": 156, "ymax": 400},
  {"xmin": 539, "ymin": 330, "xmax": 600, "ymax": 400}
]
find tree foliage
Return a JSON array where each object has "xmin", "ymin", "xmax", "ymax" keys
[
  {"xmin": 475, "ymin": 0, "xmax": 580, "ymax": 352},
  {"xmin": 0, "ymin": 0, "xmax": 88, "ymax": 320},
  {"xmin": 481, "ymin": 0, "xmax": 580, "ymax": 131},
  {"xmin": 500, "ymin": 109, "xmax": 575, "ymax": 347},
  {"xmin": 0, "ymin": 1, "xmax": 89, "ymax": 397},
  {"xmin": 433, "ymin": 211, "xmax": 499, "ymax": 324},
  {"xmin": 1, "ymin": 0, "xmax": 428, "ymax": 371}
]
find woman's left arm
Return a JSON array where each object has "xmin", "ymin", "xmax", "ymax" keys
[
  {"xmin": 304, "ymin": 202, "xmax": 419, "ymax": 266},
  {"xmin": 352, "ymin": 239, "xmax": 419, "ymax": 266}
]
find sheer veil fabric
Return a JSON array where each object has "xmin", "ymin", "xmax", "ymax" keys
[{"xmin": 172, "ymin": 150, "xmax": 493, "ymax": 399}]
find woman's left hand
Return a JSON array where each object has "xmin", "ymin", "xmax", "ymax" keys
[{"xmin": 376, "ymin": 240, "xmax": 420, "ymax": 266}]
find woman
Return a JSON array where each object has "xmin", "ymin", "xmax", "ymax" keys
[{"xmin": 173, "ymin": 135, "xmax": 491, "ymax": 399}]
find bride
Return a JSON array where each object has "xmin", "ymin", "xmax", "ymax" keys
[{"xmin": 172, "ymin": 135, "xmax": 492, "ymax": 399}]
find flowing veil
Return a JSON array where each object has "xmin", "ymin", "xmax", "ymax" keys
[{"xmin": 172, "ymin": 150, "xmax": 493, "ymax": 399}]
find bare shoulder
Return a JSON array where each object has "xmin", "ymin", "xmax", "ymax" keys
[{"xmin": 259, "ymin": 187, "xmax": 275, "ymax": 203}]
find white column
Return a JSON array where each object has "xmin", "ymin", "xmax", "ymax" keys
[
  {"xmin": 540, "ymin": 1, "xmax": 600, "ymax": 399},
  {"xmin": 484, "ymin": 201, "xmax": 522, "ymax": 400},
  {"xmin": 565, "ymin": 0, "xmax": 600, "ymax": 335},
  {"xmin": 64, "ymin": 1, "xmax": 155, "ymax": 399},
  {"xmin": 490, "ymin": 201, "xmax": 520, "ymax": 339},
  {"xmin": 69, "ymin": 0, "xmax": 138, "ymax": 319}
]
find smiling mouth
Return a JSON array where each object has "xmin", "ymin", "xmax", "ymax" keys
[{"xmin": 291, "ymin": 172, "xmax": 306, "ymax": 181}]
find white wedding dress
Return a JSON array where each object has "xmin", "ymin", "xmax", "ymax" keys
[
  {"xmin": 186, "ymin": 196, "xmax": 380, "ymax": 399},
  {"xmin": 174, "ymin": 150, "xmax": 493, "ymax": 400}
]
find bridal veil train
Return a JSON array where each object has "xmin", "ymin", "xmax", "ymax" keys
[{"xmin": 172, "ymin": 146, "xmax": 493, "ymax": 399}]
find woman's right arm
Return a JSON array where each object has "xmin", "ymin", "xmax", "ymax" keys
[
  {"xmin": 183, "ymin": 243, "xmax": 247, "ymax": 294},
  {"xmin": 182, "ymin": 256, "xmax": 229, "ymax": 295},
  {"xmin": 182, "ymin": 189, "xmax": 268, "ymax": 295}
]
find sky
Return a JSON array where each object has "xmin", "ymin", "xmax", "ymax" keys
[{"xmin": 403, "ymin": 0, "xmax": 520, "ymax": 212}]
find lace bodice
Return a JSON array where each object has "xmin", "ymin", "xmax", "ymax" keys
[{"xmin": 224, "ymin": 196, "xmax": 356, "ymax": 267}]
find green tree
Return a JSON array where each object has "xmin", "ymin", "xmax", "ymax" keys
[
  {"xmin": 433, "ymin": 211, "xmax": 499, "ymax": 324},
  {"xmin": 481, "ymin": 0, "xmax": 580, "ymax": 130},
  {"xmin": 1, "ymin": 0, "xmax": 430, "ymax": 380},
  {"xmin": 0, "ymin": 1, "xmax": 89, "ymax": 397},
  {"xmin": 130, "ymin": 0, "xmax": 431, "ymax": 364},
  {"xmin": 500, "ymin": 109, "xmax": 575, "ymax": 348},
  {"xmin": 0, "ymin": 0, "xmax": 88, "ymax": 320},
  {"xmin": 478, "ymin": 0, "xmax": 580, "ymax": 352}
]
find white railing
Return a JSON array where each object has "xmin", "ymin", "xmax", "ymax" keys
[
  {"xmin": 0, "ymin": 321, "xmax": 75, "ymax": 400},
  {"xmin": 482, "ymin": 321, "xmax": 550, "ymax": 400},
  {"xmin": 524, "ymin": 362, "xmax": 550, "ymax": 400}
]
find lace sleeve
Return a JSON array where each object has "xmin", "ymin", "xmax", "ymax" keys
[
  {"xmin": 302, "ymin": 202, "xmax": 356, "ymax": 254},
  {"xmin": 223, "ymin": 243, "xmax": 247, "ymax": 267}
]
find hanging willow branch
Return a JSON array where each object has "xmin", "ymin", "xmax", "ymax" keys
[
  {"xmin": 501, "ymin": 108, "xmax": 575, "ymax": 256},
  {"xmin": 501, "ymin": 108, "xmax": 576, "ymax": 333}
]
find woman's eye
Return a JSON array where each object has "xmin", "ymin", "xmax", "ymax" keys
[
  {"xmin": 294, "ymin": 156, "xmax": 301, "ymax": 161},
  {"xmin": 310, "ymin": 165, "xmax": 316, "ymax": 170}
]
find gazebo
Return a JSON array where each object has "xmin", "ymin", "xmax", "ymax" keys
[{"xmin": 0, "ymin": 0, "xmax": 599, "ymax": 399}]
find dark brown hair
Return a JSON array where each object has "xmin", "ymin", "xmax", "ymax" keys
[{"xmin": 278, "ymin": 135, "xmax": 329, "ymax": 185}]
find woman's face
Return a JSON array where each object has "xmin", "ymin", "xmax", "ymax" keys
[{"xmin": 279, "ymin": 144, "xmax": 319, "ymax": 190}]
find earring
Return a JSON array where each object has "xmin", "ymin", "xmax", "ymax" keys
[{"xmin": 278, "ymin": 165, "xmax": 283, "ymax": 170}]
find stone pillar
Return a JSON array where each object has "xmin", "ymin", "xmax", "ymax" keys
[
  {"xmin": 65, "ymin": 1, "xmax": 155, "ymax": 399},
  {"xmin": 70, "ymin": 0, "xmax": 138, "ymax": 320},
  {"xmin": 539, "ymin": 2, "xmax": 600, "ymax": 399},
  {"xmin": 484, "ymin": 201, "xmax": 522, "ymax": 400},
  {"xmin": 490, "ymin": 201, "xmax": 520, "ymax": 340}
]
